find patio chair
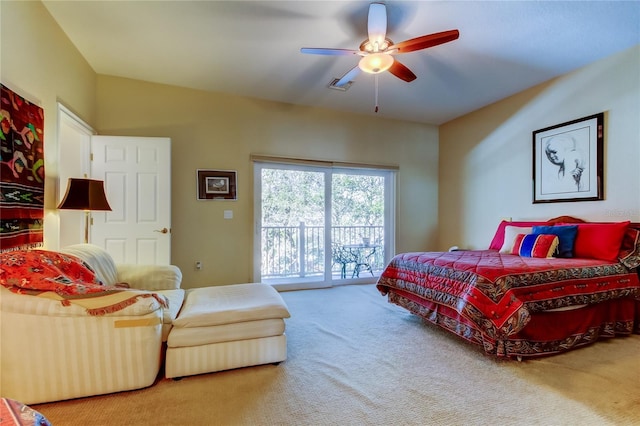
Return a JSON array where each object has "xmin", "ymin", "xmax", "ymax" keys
[
  {"xmin": 351, "ymin": 247, "xmax": 375, "ymax": 278},
  {"xmin": 332, "ymin": 244, "xmax": 358, "ymax": 279}
]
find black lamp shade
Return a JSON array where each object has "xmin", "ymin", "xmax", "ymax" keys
[{"xmin": 57, "ymin": 178, "xmax": 112, "ymax": 211}]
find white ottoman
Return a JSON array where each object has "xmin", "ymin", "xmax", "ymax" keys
[{"xmin": 165, "ymin": 283, "xmax": 290, "ymax": 379}]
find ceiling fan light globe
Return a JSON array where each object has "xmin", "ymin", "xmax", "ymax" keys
[{"xmin": 358, "ymin": 53, "xmax": 394, "ymax": 74}]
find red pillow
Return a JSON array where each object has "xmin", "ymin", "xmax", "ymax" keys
[{"xmin": 568, "ymin": 221, "xmax": 630, "ymax": 262}]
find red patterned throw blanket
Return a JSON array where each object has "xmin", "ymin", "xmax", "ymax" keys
[
  {"xmin": 0, "ymin": 250, "xmax": 166, "ymax": 315},
  {"xmin": 377, "ymin": 250, "xmax": 640, "ymax": 339}
]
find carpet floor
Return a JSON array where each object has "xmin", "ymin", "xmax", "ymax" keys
[{"xmin": 35, "ymin": 284, "xmax": 640, "ymax": 425}]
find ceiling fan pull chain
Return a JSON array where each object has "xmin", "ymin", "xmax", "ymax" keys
[{"xmin": 375, "ymin": 74, "xmax": 379, "ymax": 113}]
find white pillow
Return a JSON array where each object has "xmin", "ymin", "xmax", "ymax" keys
[
  {"xmin": 60, "ymin": 243, "xmax": 118, "ymax": 286},
  {"xmin": 499, "ymin": 226, "xmax": 533, "ymax": 253}
]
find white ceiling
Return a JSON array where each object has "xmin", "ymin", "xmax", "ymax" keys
[{"xmin": 42, "ymin": 1, "xmax": 640, "ymax": 125}]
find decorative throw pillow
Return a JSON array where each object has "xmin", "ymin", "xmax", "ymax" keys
[
  {"xmin": 532, "ymin": 225, "xmax": 578, "ymax": 258},
  {"xmin": 568, "ymin": 221, "xmax": 630, "ymax": 262},
  {"xmin": 499, "ymin": 225, "xmax": 534, "ymax": 253},
  {"xmin": 511, "ymin": 234, "xmax": 559, "ymax": 258}
]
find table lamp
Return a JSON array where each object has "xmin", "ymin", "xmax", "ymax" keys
[{"xmin": 57, "ymin": 178, "xmax": 112, "ymax": 243}]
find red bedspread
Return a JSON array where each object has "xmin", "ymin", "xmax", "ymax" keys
[{"xmin": 377, "ymin": 250, "xmax": 640, "ymax": 340}]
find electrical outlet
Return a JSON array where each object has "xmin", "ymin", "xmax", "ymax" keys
[{"xmin": 195, "ymin": 261, "xmax": 202, "ymax": 270}]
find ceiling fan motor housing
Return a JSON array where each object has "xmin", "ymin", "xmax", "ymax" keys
[{"xmin": 359, "ymin": 38, "xmax": 394, "ymax": 53}]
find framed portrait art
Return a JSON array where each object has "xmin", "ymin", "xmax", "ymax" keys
[
  {"xmin": 197, "ymin": 169, "xmax": 237, "ymax": 200},
  {"xmin": 532, "ymin": 112, "xmax": 604, "ymax": 203}
]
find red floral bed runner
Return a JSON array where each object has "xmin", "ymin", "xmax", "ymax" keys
[
  {"xmin": 377, "ymin": 250, "xmax": 640, "ymax": 339},
  {"xmin": 0, "ymin": 250, "xmax": 166, "ymax": 315}
]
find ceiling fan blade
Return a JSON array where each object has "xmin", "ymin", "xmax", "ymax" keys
[
  {"xmin": 335, "ymin": 66, "xmax": 362, "ymax": 88},
  {"xmin": 389, "ymin": 30, "xmax": 459, "ymax": 54},
  {"xmin": 388, "ymin": 60, "xmax": 417, "ymax": 83},
  {"xmin": 367, "ymin": 3, "xmax": 387, "ymax": 49},
  {"xmin": 300, "ymin": 48, "xmax": 360, "ymax": 56}
]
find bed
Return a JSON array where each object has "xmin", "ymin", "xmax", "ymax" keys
[{"xmin": 377, "ymin": 219, "xmax": 640, "ymax": 359}]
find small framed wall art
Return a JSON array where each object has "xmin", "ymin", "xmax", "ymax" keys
[
  {"xmin": 532, "ymin": 112, "xmax": 604, "ymax": 203},
  {"xmin": 197, "ymin": 169, "xmax": 237, "ymax": 200}
]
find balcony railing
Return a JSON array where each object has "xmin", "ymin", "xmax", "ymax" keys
[{"xmin": 261, "ymin": 222, "xmax": 384, "ymax": 279}]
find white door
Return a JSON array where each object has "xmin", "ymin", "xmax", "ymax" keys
[{"xmin": 90, "ymin": 136, "xmax": 171, "ymax": 264}]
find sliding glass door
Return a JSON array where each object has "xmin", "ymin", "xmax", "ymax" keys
[{"xmin": 253, "ymin": 160, "xmax": 395, "ymax": 290}]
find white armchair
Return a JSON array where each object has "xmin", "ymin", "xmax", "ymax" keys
[{"xmin": 0, "ymin": 244, "xmax": 184, "ymax": 404}]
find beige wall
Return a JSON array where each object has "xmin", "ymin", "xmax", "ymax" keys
[
  {"xmin": 439, "ymin": 45, "xmax": 640, "ymax": 251},
  {"xmin": 0, "ymin": 0, "xmax": 96, "ymax": 249},
  {"xmin": 7, "ymin": 1, "xmax": 637, "ymax": 289},
  {"xmin": 95, "ymin": 76, "xmax": 439, "ymax": 287},
  {"xmin": 1, "ymin": 1, "xmax": 439, "ymax": 288}
]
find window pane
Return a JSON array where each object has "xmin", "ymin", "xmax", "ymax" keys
[
  {"xmin": 261, "ymin": 168, "xmax": 325, "ymax": 280},
  {"xmin": 331, "ymin": 173, "xmax": 385, "ymax": 279}
]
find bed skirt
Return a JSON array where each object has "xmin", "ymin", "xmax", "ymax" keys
[{"xmin": 386, "ymin": 288, "xmax": 636, "ymax": 358}]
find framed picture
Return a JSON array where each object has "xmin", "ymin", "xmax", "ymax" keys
[
  {"xmin": 197, "ymin": 169, "xmax": 237, "ymax": 200},
  {"xmin": 532, "ymin": 112, "xmax": 604, "ymax": 203}
]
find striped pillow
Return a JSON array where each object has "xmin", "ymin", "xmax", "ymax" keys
[{"xmin": 511, "ymin": 234, "xmax": 559, "ymax": 258}]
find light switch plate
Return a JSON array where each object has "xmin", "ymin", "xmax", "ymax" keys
[{"xmin": 224, "ymin": 210, "xmax": 233, "ymax": 219}]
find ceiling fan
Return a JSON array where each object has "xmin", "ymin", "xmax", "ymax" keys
[{"xmin": 301, "ymin": 2, "xmax": 459, "ymax": 111}]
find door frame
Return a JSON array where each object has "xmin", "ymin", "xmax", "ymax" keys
[
  {"xmin": 253, "ymin": 159, "xmax": 396, "ymax": 291},
  {"xmin": 56, "ymin": 103, "xmax": 95, "ymax": 249}
]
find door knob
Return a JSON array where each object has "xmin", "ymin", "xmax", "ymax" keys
[{"xmin": 154, "ymin": 227, "xmax": 169, "ymax": 234}]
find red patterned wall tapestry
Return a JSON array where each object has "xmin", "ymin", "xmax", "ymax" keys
[{"xmin": 0, "ymin": 84, "xmax": 45, "ymax": 251}]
